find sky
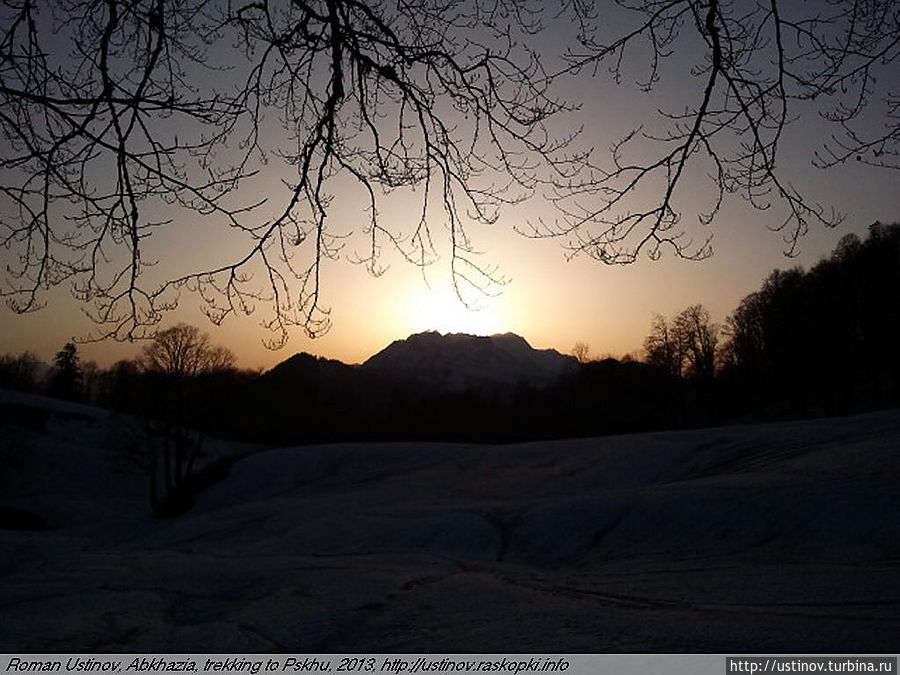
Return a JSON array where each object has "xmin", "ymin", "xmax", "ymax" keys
[{"xmin": 2, "ymin": 2, "xmax": 899, "ymax": 370}]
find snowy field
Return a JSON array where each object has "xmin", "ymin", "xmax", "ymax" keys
[{"xmin": 1, "ymin": 389, "xmax": 898, "ymax": 652}]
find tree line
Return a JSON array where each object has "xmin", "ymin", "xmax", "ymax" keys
[
  {"xmin": 718, "ymin": 222, "xmax": 900, "ymax": 417},
  {"xmin": 0, "ymin": 325, "xmax": 247, "ymax": 516},
  {"xmin": 0, "ymin": 324, "xmax": 241, "ymax": 406},
  {"xmin": 642, "ymin": 221, "xmax": 900, "ymax": 422}
]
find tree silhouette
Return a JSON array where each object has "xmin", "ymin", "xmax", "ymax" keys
[
  {"xmin": 571, "ymin": 342, "xmax": 592, "ymax": 364},
  {"xmin": 674, "ymin": 305, "xmax": 718, "ymax": 382},
  {"xmin": 643, "ymin": 305, "xmax": 718, "ymax": 381},
  {"xmin": 138, "ymin": 323, "xmax": 234, "ymax": 516},
  {"xmin": 140, "ymin": 323, "xmax": 235, "ymax": 380},
  {"xmin": 720, "ymin": 292, "xmax": 766, "ymax": 375},
  {"xmin": 717, "ymin": 221, "xmax": 900, "ymax": 416},
  {"xmin": 50, "ymin": 342, "xmax": 83, "ymax": 401},
  {"xmin": 0, "ymin": 351, "xmax": 40, "ymax": 393},
  {"xmin": 1, "ymin": 1, "xmax": 897, "ymax": 344},
  {"xmin": 643, "ymin": 314, "xmax": 683, "ymax": 378}
]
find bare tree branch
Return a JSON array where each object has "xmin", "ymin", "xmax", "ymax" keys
[
  {"xmin": 530, "ymin": 0, "xmax": 898, "ymax": 262},
  {"xmin": 1, "ymin": 0, "xmax": 583, "ymax": 346},
  {"xmin": 1, "ymin": 1, "xmax": 896, "ymax": 346}
]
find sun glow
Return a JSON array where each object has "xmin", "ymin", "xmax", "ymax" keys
[{"xmin": 404, "ymin": 284, "xmax": 508, "ymax": 336}]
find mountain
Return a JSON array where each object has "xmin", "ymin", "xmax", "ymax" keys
[
  {"xmin": 361, "ymin": 331, "xmax": 578, "ymax": 391},
  {"xmin": 243, "ymin": 333, "xmax": 578, "ymax": 444},
  {"xmin": 263, "ymin": 351, "xmax": 355, "ymax": 385}
]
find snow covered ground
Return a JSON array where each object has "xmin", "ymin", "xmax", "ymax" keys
[{"xmin": 1, "ymin": 389, "xmax": 898, "ymax": 652}]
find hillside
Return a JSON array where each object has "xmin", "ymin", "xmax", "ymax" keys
[{"xmin": 1, "ymin": 389, "xmax": 898, "ymax": 651}]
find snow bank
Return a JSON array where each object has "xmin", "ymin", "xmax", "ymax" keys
[{"xmin": 1, "ymin": 390, "xmax": 898, "ymax": 651}]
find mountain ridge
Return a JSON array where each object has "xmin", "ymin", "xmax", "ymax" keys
[
  {"xmin": 264, "ymin": 331, "xmax": 577, "ymax": 392},
  {"xmin": 360, "ymin": 330, "xmax": 577, "ymax": 390}
]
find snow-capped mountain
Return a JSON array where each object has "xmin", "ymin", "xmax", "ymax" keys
[{"xmin": 361, "ymin": 331, "xmax": 577, "ymax": 390}]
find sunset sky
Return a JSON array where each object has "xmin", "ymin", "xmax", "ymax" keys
[
  {"xmin": 4, "ymin": 157, "xmax": 895, "ymax": 370},
  {"xmin": 2, "ymin": 2, "xmax": 899, "ymax": 370}
]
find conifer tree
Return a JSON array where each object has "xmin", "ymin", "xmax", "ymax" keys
[{"xmin": 50, "ymin": 342, "xmax": 83, "ymax": 401}]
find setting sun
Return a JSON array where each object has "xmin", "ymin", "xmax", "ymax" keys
[{"xmin": 404, "ymin": 284, "xmax": 509, "ymax": 336}]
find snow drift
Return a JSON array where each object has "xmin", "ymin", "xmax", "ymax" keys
[{"xmin": 1, "ymin": 389, "xmax": 898, "ymax": 651}]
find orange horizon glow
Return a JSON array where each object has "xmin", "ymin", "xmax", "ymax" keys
[{"xmin": 2, "ymin": 150, "xmax": 898, "ymax": 371}]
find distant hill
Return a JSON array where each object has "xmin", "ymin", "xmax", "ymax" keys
[
  {"xmin": 263, "ymin": 351, "xmax": 355, "ymax": 386},
  {"xmin": 360, "ymin": 331, "xmax": 578, "ymax": 391}
]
